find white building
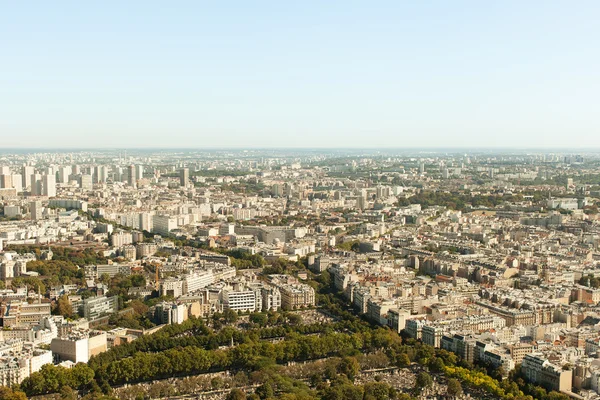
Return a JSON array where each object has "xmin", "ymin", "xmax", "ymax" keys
[
  {"xmin": 153, "ymin": 215, "xmax": 178, "ymax": 235},
  {"xmin": 42, "ymin": 174, "xmax": 56, "ymax": 197},
  {"xmin": 184, "ymin": 270, "xmax": 215, "ymax": 294},
  {"xmin": 221, "ymin": 288, "xmax": 262, "ymax": 312}
]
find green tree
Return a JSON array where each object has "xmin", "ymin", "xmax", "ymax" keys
[
  {"xmin": 226, "ymin": 388, "xmax": 247, "ymax": 400},
  {"xmin": 447, "ymin": 378, "xmax": 462, "ymax": 396},
  {"xmin": 0, "ymin": 387, "xmax": 28, "ymax": 400},
  {"xmin": 224, "ymin": 309, "xmax": 239, "ymax": 324},
  {"xmin": 338, "ymin": 356, "xmax": 360, "ymax": 381},
  {"xmin": 255, "ymin": 381, "xmax": 274, "ymax": 399},
  {"xmin": 397, "ymin": 353, "xmax": 411, "ymax": 368},
  {"xmin": 130, "ymin": 274, "xmax": 146, "ymax": 287},
  {"xmin": 60, "ymin": 386, "xmax": 77, "ymax": 400},
  {"xmin": 249, "ymin": 313, "xmax": 268, "ymax": 327},
  {"xmin": 416, "ymin": 372, "xmax": 433, "ymax": 389},
  {"xmin": 363, "ymin": 382, "xmax": 392, "ymax": 400}
]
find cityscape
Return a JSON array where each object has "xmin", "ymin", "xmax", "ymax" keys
[
  {"xmin": 0, "ymin": 150, "xmax": 599, "ymax": 400},
  {"xmin": 3, "ymin": 1, "xmax": 600, "ymax": 400}
]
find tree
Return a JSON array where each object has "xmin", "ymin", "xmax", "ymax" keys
[
  {"xmin": 415, "ymin": 372, "xmax": 433, "ymax": 389},
  {"xmin": 397, "ymin": 353, "xmax": 411, "ymax": 368},
  {"xmin": 338, "ymin": 356, "xmax": 360, "ymax": 381},
  {"xmin": 363, "ymin": 382, "xmax": 392, "ymax": 400},
  {"xmin": 224, "ymin": 309, "xmax": 239, "ymax": 324},
  {"xmin": 286, "ymin": 313, "xmax": 302, "ymax": 325},
  {"xmin": 130, "ymin": 274, "xmax": 146, "ymax": 287},
  {"xmin": 249, "ymin": 313, "xmax": 268, "ymax": 327},
  {"xmin": 211, "ymin": 376, "xmax": 224, "ymax": 390},
  {"xmin": 226, "ymin": 389, "xmax": 247, "ymax": 400},
  {"xmin": 55, "ymin": 295, "xmax": 74, "ymax": 318},
  {"xmin": 129, "ymin": 299, "xmax": 149, "ymax": 315},
  {"xmin": 255, "ymin": 381, "xmax": 274, "ymax": 399},
  {"xmin": 60, "ymin": 386, "xmax": 78, "ymax": 400},
  {"xmin": 0, "ymin": 387, "xmax": 27, "ymax": 400},
  {"xmin": 429, "ymin": 356, "xmax": 445, "ymax": 372},
  {"xmin": 447, "ymin": 378, "xmax": 463, "ymax": 396}
]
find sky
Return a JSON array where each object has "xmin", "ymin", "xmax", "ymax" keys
[{"xmin": 1, "ymin": 1, "xmax": 599, "ymax": 149}]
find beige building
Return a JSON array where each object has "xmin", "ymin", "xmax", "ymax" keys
[
  {"xmin": 0, "ymin": 301, "xmax": 51, "ymax": 328},
  {"xmin": 51, "ymin": 330, "xmax": 107, "ymax": 363},
  {"xmin": 279, "ymin": 284, "xmax": 315, "ymax": 310},
  {"xmin": 522, "ymin": 353, "xmax": 572, "ymax": 392}
]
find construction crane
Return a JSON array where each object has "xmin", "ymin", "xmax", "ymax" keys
[{"xmin": 155, "ymin": 264, "xmax": 160, "ymax": 291}]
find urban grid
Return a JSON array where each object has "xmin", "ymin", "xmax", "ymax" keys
[{"xmin": 0, "ymin": 149, "xmax": 599, "ymax": 400}]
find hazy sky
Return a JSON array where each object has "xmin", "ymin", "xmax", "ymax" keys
[{"xmin": 1, "ymin": 1, "xmax": 599, "ymax": 149}]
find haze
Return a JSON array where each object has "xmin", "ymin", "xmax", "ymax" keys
[{"xmin": 1, "ymin": 1, "xmax": 599, "ymax": 148}]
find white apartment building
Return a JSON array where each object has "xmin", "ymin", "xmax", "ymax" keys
[
  {"xmin": 161, "ymin": 278, "xmax": 184, "ymax": 298},
  {"xmin": 184, "ymin": 270, "xmax": 214, "ymax": 294},
  {"xmin": 111, "ymin": 231, "xmax": 133, "ymax": 247},
  {"xmin": 221, "ymin": 288, "xmax": 262, "ymax": 312},
  {"xmin": 153, "ymin": 215, "xmax": 178, "ymax": 235}
]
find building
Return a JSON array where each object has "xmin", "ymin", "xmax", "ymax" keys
[
  {"xmin": 405, "ymin": 319, "xmax": 425, "ymax": 340},
  {"xmin": 93, "ymin": 264, "xmax": 132, "ymax": 278},
  {"xmin": 547, "ymin": 198, "xmax": 579, "ymax": 211},
  {"xmin": 179, "ymin": 168, "xmax": 189, "ymax": 187},
  {"xmin": 422, "ymin": 325, "xmax": 444, "ymax": 348},
  {"xmin": 120, "ymin": 245, "xmax": 136, "ymax": 261},
  {"xmin": 136, "ymin": 242, "xmax": 158, "ymax": 258},
  {"xmin": 278, "ymin": 284, "xmax": 315, "ymax": 310},
  {"xmin": 221, "ymin": 288, "xmax": 262, "ymax": 312},
  {"xmin": 48, "ymin": 199, "xmax": 88, "ymax": 211},
  {"xmin": 441, "ymin": 334, "xmax": 477, "ymax": 365},
  {"xmin": 152, "ymin": 215, "xmax": 178, "ymax": 235},
  {"xmin": 127, "ymin": 165, "xmax": 136, "ymax": 187},
  {"xmin": 522, "ymin": 353, "xmax": 573, "ymax": 392},
  {"xmin": 30, "ymin": 174, "xmax": 42, "ymax": 195},
  {"xmin": 261, "ymin": 286, "xmax": 282, "ymax": 311},
  {"xmin": 161, "ymin": 278, "xmax": 184, "ymax": 298},
  {"xmin": 81, "ymin": 295, "xmax": 119, "ymax": 320},
  {"xmin": 510, "ymin": 342, "xmax": 534, "ymax": 364},
  {"xmin": 30, "ymin": 200, "xmax": 43, "ymax": 220},
  {"xmin": 50, "ymin": 330, "xmax": 108, "ymax": 363},
  {"xmin": 111, "ymin": 231, "xmax": 133, "ymax": 247},
  {"xmin": 183, "ymin": 270, "xmax": 214, "ymax": 294},
  {"xmin": 0, "ymin": 301, "xmax": 51, "ymax": 328},
  {"xmin": 155, "ymin": 302, "xmax": 187, "ymax": 325},
  {"xmin": 0, "ymin": 175, "xmax": 12, "ymax": 189},
  {"xmin": 387, "ymin": 308, "xmax": 410, "ymax": 333},
  {"xmin": 3, "ymin": 205, "xmax": 20, "ymax": 218},
  {"xmin": 79, "ymin": 174, "xmax": 93, "ymax": 190},
  {"xmin": 22, "ymin": 166, "xmax": 34, "ymax": 188},
  {"xmin": 42, "ymin": 174, "xmax": 56, "ymax": 197},
  {"xmin": 0, "ymin": 349, "xmax": 52, "ymax": 386}
]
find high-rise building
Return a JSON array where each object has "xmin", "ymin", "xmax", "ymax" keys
[
  {"xmin": 152, "ymin": 215, "xmax": 177, "ymax": 235},
  {"xmin": 30, "ymin": 174, "xmax": 42, "ymax": 196},
  {"xmin": 58, "ymin": 166, "xmax": 72, "ymax": 183},
  {"xmin": 30, "ymin": 201, "xmax": 43, "ymax": 220},
  {"xmin": 22, "ymin": 166, "xmax": 34, "ymax": 188},
  {"xmin": 135, "ymin": 165, "xmax": 143, "ymax": 181},
  {"xmin": 0, "ymin": 175, "xmax": 13, "ymax": 189},
  {"xmin": 179, "ymin": 168, "xmax": 189, "ymax": 187},
  {"xmin": 97, "ymin": 166, "xmax": 108, "ymax": 183},
  {"xmin": 127, "ymin": 165, "xmax": 136, "ymax": 187},
  {"xmin": 42, "ymin": 174, "xmax": 56, "ymax": 197},
  {"xmin": 80, "ymin": 174, "xmax": 93, "ymax": 190}
]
